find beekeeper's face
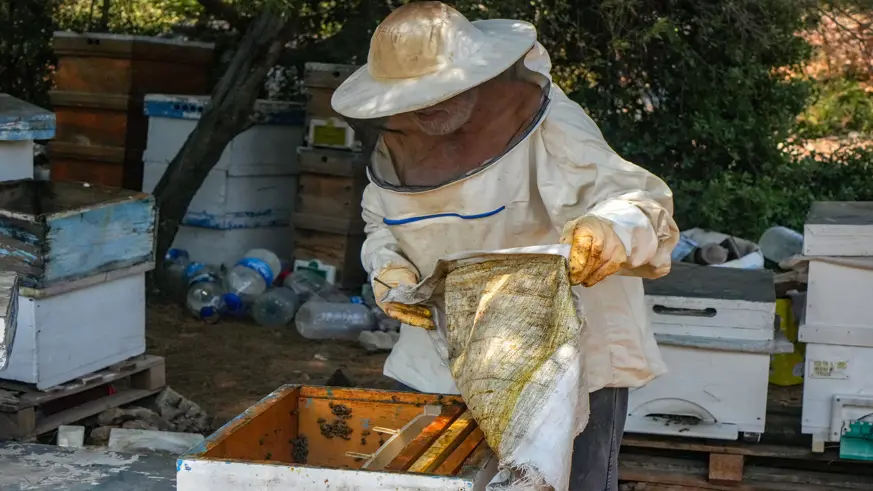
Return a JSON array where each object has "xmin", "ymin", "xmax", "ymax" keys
[{"xmin": 411, "ymin": 87, "xmax": 479, "ymax": 135}]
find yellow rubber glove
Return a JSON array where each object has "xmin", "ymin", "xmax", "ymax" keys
[
  {"xmin": 561, "ymin": 215, "xmax": 629, "ymax": 287},
  {"xmin": 372, "ymin": 268, "xmax": 435, "ymax": 330}
]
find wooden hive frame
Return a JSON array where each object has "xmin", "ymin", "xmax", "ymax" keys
[{"xmin": 177, "ymin": 385, "xmax": 497, "ymax": 490}]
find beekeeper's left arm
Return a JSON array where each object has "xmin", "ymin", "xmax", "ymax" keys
[{"xmin": 538, "ymin": 89, "xmax": 680, "ymax": 286}]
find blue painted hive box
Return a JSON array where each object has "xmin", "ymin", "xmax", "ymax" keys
[
  {"xmin": 0, "ymin": 94, "xmax": 56, "ymax": 142},
  {"xmin": 0, "ymin": 180, "xmax": 155, "ymax": 290}
]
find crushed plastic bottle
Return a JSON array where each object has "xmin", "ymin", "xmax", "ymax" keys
[
  {"xmin": 251, "ymin": 288, "xmax": 300, "ymax": 327},
  {"xmin": 283, "ymin": 269, "xmax": 348, "ymax": 303},
  {"xmin": 759, "ymin": 226, "xmax": 804, "ymax": 265},
  {"xmin": 186, "ymin": 274, "xmax": 225, "ymax": 324},
  {"xmin": 163, "ymin": 248, "xmax": 190, "ymax": 298},
  {"xmin": 295, "ymin": 301, "xmax": 375, "ymax": 341},
  {"xmin": 224, "ymin": 249, "xmax": 282, "ymax": 306},
  {"xmin": 359, "ymin": 330, "xmax": 401, "ymax": 352}
]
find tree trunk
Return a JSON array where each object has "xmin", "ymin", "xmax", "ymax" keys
[{"xmin": 151, "ymin": 10, "xmax": 292, "ymax": 287}]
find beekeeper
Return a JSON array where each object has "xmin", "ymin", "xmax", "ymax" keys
[{"xmin": 331, "ymin": 2, "xmax": 679, "ymax": 489}]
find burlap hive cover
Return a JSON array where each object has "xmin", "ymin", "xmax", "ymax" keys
[{"xmin": 386, "ymin": 249, "xmax": 588, "ymax": 490}]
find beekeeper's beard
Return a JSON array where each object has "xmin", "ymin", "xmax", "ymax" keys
[{"xmin": 412, "ymin": 89, "xmax": 478, "ymax": 136}]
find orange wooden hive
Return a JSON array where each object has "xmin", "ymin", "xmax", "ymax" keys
[
  {"xmin": 177, "ymin": 385, "xmax": 496, "ymax": 490},
  {"xmin": 49, "ymin": 32, "xmax": 214, "ymax": 190}
]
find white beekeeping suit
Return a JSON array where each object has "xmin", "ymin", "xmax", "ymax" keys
[{"xmin": 331, "ymin": 3, "xmax": 679, "ymax": 396}]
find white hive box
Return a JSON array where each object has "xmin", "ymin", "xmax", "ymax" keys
[
  {"xmin": 0, "ymin": 94, "xmax": 55, "ymax": 181},
  {"xmin": 143, "ymin": 94, "xmax": 306, "ymax": 176},
  {"xmin": 142, "ymin": 94, "xmax": 305, "ymax": 229},
  {"xmin": 170, "ymin": 225, "xmax": 295, "ymax": 268},
  {"xmin": 801, "ymin": 343, "xmax": 873, "ymax": 452},
  {"xmin": 803, "ymin": 202, "xmax": 873, "ymax": 257},
  {"xmin": 799, "ymin": 201, "xmax": 873, "ymax": 452},
  {"xmin": 627, "ymin": 263, "xmax": 783, "ymax": 441},
  {"xmin": 3, "ymin": 270, "xmax": 147, "ymax": 389},
  {"xmin": 801, "ymin": 259, "xmax": 873, "ymax": 345},
  {"xmin": 644, "ymin": 262, "xmax": 776, "ymax": 341},
  {"xmin": 142, "ymin": 161, "xmax": 298, "ymax": 230}
]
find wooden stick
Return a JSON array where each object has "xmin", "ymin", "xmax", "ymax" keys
[
  {"xmin": 384, "ymin": 403, "xmax": 465, "ymax": 472},
  {"xmin": 409, "ymin": 410, "xmax": 477, "ymax": 474},
  {"xmin": 434, "ymin": 427, "xmax": 485, "ymax": 476}
]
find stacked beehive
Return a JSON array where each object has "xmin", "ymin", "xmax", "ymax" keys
[
  {"xmin": 0, "ymin": 180, "xmax": 156, "ymax": 390},
  {"xmin": 49, "ymin": 32, "xmax": 214, "ymax": 190},
  {"xmin": 799, "ymin": 202, "xmax": 873, "ymax": 455},
  {"xmin": 294, "ymin": 63, "xmax": 368, "ymax": 288},
  {"xmin": 628, "ymin": 263, "xmax": 790, "ymax": 441},
  {"xmin": 141, "ymin": 94, "xmax": 306, "ymax": 266}
]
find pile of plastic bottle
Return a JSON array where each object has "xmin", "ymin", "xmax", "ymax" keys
[{"xmin": 163, "ymin": 248, "xmax": 401, "ymax": 349}]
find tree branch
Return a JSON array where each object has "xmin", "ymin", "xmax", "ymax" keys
[
  {"xmin": 152, "ymin": 9, "xmax": 295, "ymax": 281},
  {"xmin": 196, "ymin": 0, "xmax": 247, "ymax": 31}
]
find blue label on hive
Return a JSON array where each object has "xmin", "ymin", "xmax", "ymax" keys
[{"xmin": 237, "ymin": 258, "xmax": 274, "ymax": 285}]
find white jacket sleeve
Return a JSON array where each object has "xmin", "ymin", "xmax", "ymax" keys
[
  {"xmin": 360, "ymin": 183, "xmax": 420, "ymax": 279},
  {"xmin": 538, "ymin": 87, "xmax": 679, "ymax": 278}
]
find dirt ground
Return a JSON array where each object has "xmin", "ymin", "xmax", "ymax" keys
[{"xmin": 145, "ymin": 296, "xmax": 395, "ymax": 424}]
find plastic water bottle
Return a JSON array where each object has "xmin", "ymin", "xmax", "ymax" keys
[
  {"xmin": 224, "ymin": 249, "xmax": 282, "ymax": 306},
  {"xmin": 295, "ymin": 302, "xmax": 376, "ymax": 341},
  {"xmin": 186, "ymin": 275, "xmax": 225, "ymax": 323},
  {"xmin": 163, "ymin": 249, "xmax": 190, "ymax": 298},
  {"xmin": 251, "ymin": 288, "xmax": 300, "ymax": 327},
  {"xmin": 758, "ymin": 226, "xmax": 804, "ymax": 265},
  {"xmin": 283, "ymin": 269, "xmax": 348, "ymax": 303},
  {"xmin": 184, "ymin": 262, "xmax": 222, "ymax": 286}
]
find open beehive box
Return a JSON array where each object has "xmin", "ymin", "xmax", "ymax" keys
[{"xmin": 177, "ymin": 385, "xmax": 497, "ymax": 490}]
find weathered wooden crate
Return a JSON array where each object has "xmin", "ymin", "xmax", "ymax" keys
[
  {"xmin": 3, "ymin": 270, "xmax": 147, "ymax": 389},
  {"xmin": 49, "ymin": 32, "xmax": 214, "ymax": 189},
  {"xmin": 0, "ymin": 180, "xmax": 155, "ymax": 291},
  {"xmin": 0, "ymin": 94, "xmax": 56, "ymax": 182},
  {"xmin": 303, "ymin": 63, "xmax": 359, "ymax": 90},
  {"xmin": 177, "ymin": 386, "xmax": 497, "ymax": 490},
  {"xmin": 0, "ymin": 354, "xmax": 165, "ymax": 440},
  {"xmin": 293, "ymin": 147, "xmax": 368, "ymax": 287},
  {"xmin": 293, "ymin": 230, "xmax": 367, "ymax": 289}
]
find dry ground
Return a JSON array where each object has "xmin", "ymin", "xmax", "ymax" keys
[{"xmin": 145, "ymin": 297, "xmax": 394, "ymax": 423}]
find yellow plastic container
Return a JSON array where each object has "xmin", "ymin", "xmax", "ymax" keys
[{"xmin": 769, "ymin": 297, "xmax": 806, "ymax": 386}]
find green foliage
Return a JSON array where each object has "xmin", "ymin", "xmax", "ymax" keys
[
  {"xmin": 0, "ymin": 0, "xmax": 55, "ymax": 108},
  {"xmin": 674, "ymin": 148, "xmax": 873, "ymax": 239},
  {"xmin": 457, "ymin": 0, "xmax": 871, "ymax": 240},
  {"xmin": 4, "ymin": 0, "xmax": 871, "ymax": 241},
  {"xmin": 54, "ymin": 0, "xmax": 204, "ymax": 35},
  {"xmin": 797, "ymin": 78, "xmax": 873, "ymax": 138}
]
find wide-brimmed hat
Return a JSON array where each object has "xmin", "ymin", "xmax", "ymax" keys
[{"xmin": 331, "ymin": 2, "xmax": 537, "ymax": 120}]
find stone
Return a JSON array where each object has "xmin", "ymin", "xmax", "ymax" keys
[
  {"xmin": 87, "ymin": 426, "xmax": 116, "ymax": 446},
  {"xmin": 148, "ymin": 387, "xmax": 211, "ymax": 434},
  {"xmin": 108, "ymin": 428, "xmax": 205, "ymax": 455},
  {"xmin": 97, "ymin": 406, "xmax": 172, "ymax": 431}
]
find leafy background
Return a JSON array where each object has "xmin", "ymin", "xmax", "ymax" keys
[{"xmin": 2, "ymin": 0, "xmax": 872, "ymax": 240}]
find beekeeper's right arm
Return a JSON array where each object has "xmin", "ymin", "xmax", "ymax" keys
[{"xmin": 361, "ymin": 184, "xmax": 435, "ymax": 329}]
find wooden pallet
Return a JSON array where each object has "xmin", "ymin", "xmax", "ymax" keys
[
  {"xmin": 0, "ymin": 354, "xmax": 166, "ymax": 440},
  {"xmin": 619, "ymin": 385, "xmax": 873, "ymax": 490}
]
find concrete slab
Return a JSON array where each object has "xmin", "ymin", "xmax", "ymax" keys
[{"xmin": 0, "ymin": 441, "xmax": 175, "ymax": 490}]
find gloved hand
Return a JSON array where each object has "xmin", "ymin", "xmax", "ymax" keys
[
  {"xmin": 372, "ymin": 267, "xmax": 435, "ymax": 330},
  {"xmin": 561, "ymin": 215, "xmax": 628, "ymax": 287}
]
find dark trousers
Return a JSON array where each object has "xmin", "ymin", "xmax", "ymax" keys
[{"xmin": 394, "ymin": 383, "xmax": 628, "ymax": 490}]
